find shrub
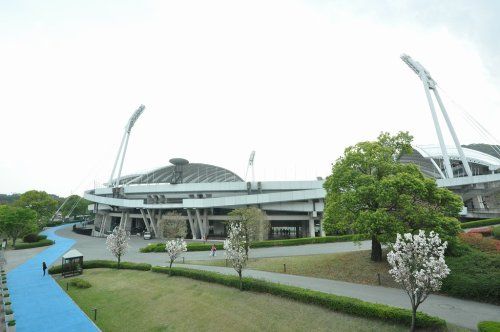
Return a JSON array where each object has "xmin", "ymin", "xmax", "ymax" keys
[
  {"xmin": 461, "ymin": 218, "xmax": 500, "ymax": 229},
  {"xmin": 151, "ymin": 266, "xmax": 446, "ymax": 329},
  {"xmin": 5, "ymin": 309, "xmax": 12, "ymax": 315},
  {"xmin": 45, "ymin": 221, "xmax": 63, "ymax": 227},
  {"xmin": 442, "ymin": 249, "xmax": 500, "ymax": 304},
  {"xmin": 48, "ymin": 260, "xmax": 152, "ymax": 275},
  {"xmin": 459, "ymin": 233, "xmax": 500, "ymax": 253},
  {"xmin": 69, "ymin": 278, "xmax": 91, "ymax": 289},
  {"xmin": 7, "ymin": 320, "xmax": 15, "ymax": 326},
  {"xmin": 468, "ymin": 227, "xmax": 494, "ymax": 237},
  {"xmin": 23, "ymin": 233, "xmax": 40, "ymax": 243},
  {"xmin": 493, "ymin": 226, "xmax": 500, "ymax": 240},
  {"xmin": 140, "ymin": 234, "xmax": 369, "ymax": 253},
  {"xmin": 478, "ymin": 321, "xmax": 500, "ymax": 332},
  {"xmin": 14, "ymin": 239, "xmax": 54, "ymax": 250},
  {"xmin": 5, "ymin": 301, "xmax": 11, "ymax": 305}
]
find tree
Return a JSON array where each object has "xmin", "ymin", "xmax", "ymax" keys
[
  {"xmin": 323, "ymin": 132, "xmax": 463, "ymax": 261},
  {"xmin": 60, "ymin": 195, "xmax": 91, "ymax": 219},
  {"xmin": 0, "ymin": 205, "xmax": 37, "ymax": 246},
  {"xmin": 106, "ymin": 227, "xmax": 129, "ymax": 269},
  {"xmin": 14, "ymin": 190, "xmax": 58, "ymax": 226},
  {"xmin": 228, "ymin": 207, "xmax": 269, "ymax": 257},
  {"xmin": 157, "ymin": 212, "xmax": 187, "ymax": 239},
  {"xmin": 224, "ymin": 222, "xmax": 248, "ymax": 290},
  {"xmin": 388, "ymin": 230, "xmax": 450, "ymax": 332},
  {"xmin": 165, "ymin": 238, "xmax": 187, "ymax": 274}
]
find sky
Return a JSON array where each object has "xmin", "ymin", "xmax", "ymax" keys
[{"xmin": 1, "ymin": 0, "xmax": 500, "ymax": 197}]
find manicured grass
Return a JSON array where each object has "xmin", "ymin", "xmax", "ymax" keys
[
  {"xmin": 58, "ymin": 269, "xmax": 409, "ymax": 332},
  {"xmin": 189, "ymin": 250, "xmax": 400, "ymax": 288}
]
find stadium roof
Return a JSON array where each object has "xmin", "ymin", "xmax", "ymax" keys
[
  {"xmin": 119, "ymin": 162, "xmax": 244, "ymax": 185},
  {"xmin": 415, "ymin": 145, "xmax": 500, "ymax": 170}
]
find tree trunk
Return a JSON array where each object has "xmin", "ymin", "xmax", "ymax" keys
[
  {"xmin": 117, "ymin": 256, "xmax": 121, "ymax": 269},
  {"xmin": 169, "ymin": 260, "xmax": 173, "ymax": 275},
  {"xmin": 12, "ymin": 237, "xmax": 16, "ymax": 247},
  {"xmin": 371, "ymin": 236, "xmax": 383, "ymax": 262},
  {"xmin": 238, "ymin": 270, "xmax": 243, "ymax": 291},
  {"xmin": 411, "ymin": 306, "xmax": 416, "ymax": 332}
]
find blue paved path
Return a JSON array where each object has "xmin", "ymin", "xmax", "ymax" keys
[{"xmin": 8, "ymin": 225, "xmax": 98, "ymax": 332}]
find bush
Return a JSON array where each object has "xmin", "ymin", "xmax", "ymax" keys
[
  {"xmin": 69, "ymin": 278, "xmax": 91, "ymax": 289},
  {"xmin": 45, "ymin": 221, "xmax": 63, "ymax": 227},
  {"xmin": 7, "ymin": 320, "xmax": 15, "ymax": 326},
  {"xmin": 493, "ymin": 226, "xmax": 500, "ymax": 240},
  {"xmin": 442, "ymin": 249, "xmax": 500, "ymax": 304},
  {"xmin": 14, "ymin": 239, "xmax": 54, "ymax": 250},
  {"xmin": 458, "ymin": 233, "xmax": 500, "ymax": 253},
  {"xmin": 5, "ymin": 301, "xmax": 11, "ymax": 305},
  {"xmin": 140, "ymin": 234, "xmax": 368, "ymax": 253},
  {"xmin": 23, "ymin": 233, "xmax": 40, "ymax": 243},
  {"xmin": 151, "ymin": 266, "xmax": 446, "ymax": 330},
  {"xmin": 48, "ymin": 260, "xmax": 152, "ymax": 275},
  {"xmin": 461, "ymin": 218, "xmax": 500, "ymax": 229},
  {"xmin": 5, "ymin": 309, "xmax": 12, "ymax": 315},
  {"xmin": 478, "ymin": 321, "xmax": 500, "ymax": 332}
]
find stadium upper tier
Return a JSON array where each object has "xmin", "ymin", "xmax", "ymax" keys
[
  {"xmin": 115, "ymin": 161, "xmax": 244, "ymax": 185},
  {"xmin": 400, "ymin": 144, "xmax": 500, "ymax": 179}
]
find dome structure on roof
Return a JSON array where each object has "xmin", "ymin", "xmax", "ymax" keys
[{"xmin": 119, "ymin": 161, "xmax": 243, "ymax": 185}]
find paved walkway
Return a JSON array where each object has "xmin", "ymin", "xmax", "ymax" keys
[
  {"xmin": 170, "ymin": 264, "xmax": 499, "ymax": 330},
  {"xmin": 8, "ymin": 224, "xmax": 98, "ymax": 332}
]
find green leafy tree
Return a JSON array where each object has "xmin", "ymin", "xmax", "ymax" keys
[
  {"xmin": 323, "ymin": 132, "xmax": 463, "ymax": 261},
  {"xmin": 14, "ymin": 190, "xmax": 58, "ymax": 225},
  {"xmin": 60, "ymin": 195, "xmax": 91, "ymax": 219},
  {"xmin": 0, "ymin": 205, "xmax": 37, "ymax": 246},
  {"xmin": 228, "ymin": 207, "xmax": 269, "ymax": 256}
]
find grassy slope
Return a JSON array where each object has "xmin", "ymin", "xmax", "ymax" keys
[
  {"xmin": 58, "ymin": 269, "xmax": 408, "ymax": 332},
  {"xmin": 189, "ymin": 250, "xmax": 400, "ymax": 288}
]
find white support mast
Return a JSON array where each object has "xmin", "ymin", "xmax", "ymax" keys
[
  {"xmin": 109, "ymin": 105, "xmax": 145, "ymax": 187},
  {"xmin": 401, "ymin": 54, "xmax": 472, "ymax": 178},
  {"xmin": 245, "ymin": 151, "xmax": 256, "ymax": 183}
]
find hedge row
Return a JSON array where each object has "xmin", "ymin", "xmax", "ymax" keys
[
  {"xmin": 14, "ymin": 239, "xmax": 54, "ymax": 250},
  {"xmin": 140, "ymin": 234, "xmax": 367, "ymax": 253},
  {"xmin": 49, "ymin": 260, "xmax": 152, "ymax": 274},
  {"xmin": 461, "ymin": 218, "xmax": 500, "ymax": 229},
  {"xmin": 151, "ymin": 266, "xmax": 446, "ymax": 330},
  {"xmin": 22, "ymin": 233, "xmax": 48, "ymax": 243},
  {"xmin": 478, "ymin": 321, "xmax": 500, "ymax": 332}
]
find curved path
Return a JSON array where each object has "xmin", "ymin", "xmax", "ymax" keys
[{"xmin": 7, "ymin": 225, "xmax": 98, "ymax": 332}]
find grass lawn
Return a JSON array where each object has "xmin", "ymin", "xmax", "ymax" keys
[
  {"xmin": 188, "ymin": 250, "xmax": 400, "ymax": 288},
  {"xmin": 58, "ymin": 268, "xmax": 409, "ymax": 332}
]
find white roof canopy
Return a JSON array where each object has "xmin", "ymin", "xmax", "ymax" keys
[{"xmin": 63, "ymin": 249, "xmax": 83, "ymax": 259}]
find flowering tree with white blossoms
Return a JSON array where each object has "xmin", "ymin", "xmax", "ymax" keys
[
  {"xmin": 165, "ymin": 238, "xmax": 187, "ymax": 274},
  {"xmin": 387, "ymin": 230, "xmax": 450, "ymax": 332},
  {"xmin": 224, "ymin": 222, "xmax": 248, "ymax": 290},
  {"xmin": 106, "ymin": 227, "xmax": 130, "ymax": 269}
]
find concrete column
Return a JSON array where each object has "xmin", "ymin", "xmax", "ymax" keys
[
  {"xmin": 195, "ymin": 209, "xmax": 205, "ymax": 238},
  {"xmin": 186, "ymin": 209, "xmax": 198, "ymax": 239},
  {"xmin": 319, "ymin": 219, "xmax": 326, "ymax": 237},
  {"xmin": 118, "ymin": 212, "xmax": 125, "ymax": 229},
  {"xmin": 140, "ymin": 209, "xmax": 151, "ymax": 233},
  {"xmin": 309, "ymin": 219, "xmax": 315, "ymax": 238}
]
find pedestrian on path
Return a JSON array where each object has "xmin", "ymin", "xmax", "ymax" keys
[
  {"xmin": 210, "ymin": 244, "xmax": 217, "ymax": 257},
  {"xmin": 42, "ymin": 261, "xmax": 47, "ymax": 276}
]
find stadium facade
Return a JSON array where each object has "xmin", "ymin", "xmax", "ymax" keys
[
  {"xmin": 85, "ymin": 159, "xmax": 325, "ymax": 239},
  {"xmin": 84, "ymin": 144, "xmax": 500, "ymax": 240}
]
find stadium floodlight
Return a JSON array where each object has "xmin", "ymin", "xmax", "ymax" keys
[
  {"xmin": 400, "ymin": 54, "xmax": 436, "ymax": 88},
  {"xmin": 109, "ymin": 105, "xmax": 146, "ymax": 187},
  {"xmin": 401, "ymin": 54, "xmax": 472, "ymax": 178},
  {"xmin": 126, "ymin": 104, "xmax": 145, "ymax": 133}
]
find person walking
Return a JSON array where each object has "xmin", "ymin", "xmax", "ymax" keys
[
  {"xmin": 42, "ymin": 261, "xmax": 47, "ymax": 276},
  {"xmin": 210, "ymin": 244, "xmax": 217, "ymax": 257}
]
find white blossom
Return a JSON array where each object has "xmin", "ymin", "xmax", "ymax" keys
[
  {"xmin": 224, "ymin": 222, "xmax": 248, "ymax": 288},
  {"xmin": 165, "ymin": 238, "xmax": 187, "ymax": 269},
  {"xmin": 106, "ymin": 227, "xmax": 130, "ymax": 268},
  {"xmin": 387, "ymin": 230, "xmax": 450, "ymax": 331}
]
